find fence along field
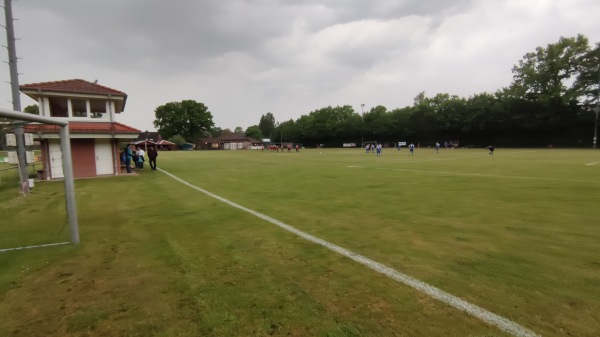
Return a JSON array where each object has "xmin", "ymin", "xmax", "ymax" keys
[{"xmin": 1, "ymin": 148, "xmax": 599, "ymax": 336}]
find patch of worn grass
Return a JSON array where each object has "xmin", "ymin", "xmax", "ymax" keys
[{"xmin": 1, "ymin": 148, "xmax": 599, "ymax": 336}]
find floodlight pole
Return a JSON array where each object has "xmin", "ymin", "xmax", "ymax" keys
[
  {"xmin": 4, "ymin": 0, "xmax": 29, "ymax": 194},
  {"xmin": 361, "ymin": 104, "xmax": 365, "ymax": 147},
  {"xmin": 594, "ymin": 66, "xmax": 600, "ymax": 149}
]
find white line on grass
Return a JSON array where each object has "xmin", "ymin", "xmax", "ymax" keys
[
  {"xmin": 360, "ymin": 167, "xmax": 598, "ymax": 184},
  {"xmin": 347, "ymin": 155, "xmax": 478, "ymax": 169},
  {"xmin": 160, "ymin": 168, "xmax": 540, "ymax": 337},
  {"xmin": 0, "ymin": 242, "xmax": 70, "ymax": 253},
  {"xmin": 586, "ymin": 161, "xmax": 600, "ymax": 166}
]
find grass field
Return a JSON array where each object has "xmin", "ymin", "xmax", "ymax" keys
[{"xmin": 1, "ymin": 148, "xmax": 599, "ymax": 336}]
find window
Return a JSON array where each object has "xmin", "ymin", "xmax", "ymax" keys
[
  {"xmin": 48, "ymin": 97, "xmax": 68, "ymax": 117},
  {"xmin": 90, "ymin": 99, "xmax": 107, "ymax": 119},
  {"xmin": 71, "ymin": 99, "xmax": 87, "ymax": 117}
]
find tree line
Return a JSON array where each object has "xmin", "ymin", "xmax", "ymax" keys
[{"xmin": 152, "ymin": 34, "xmax": 599, "ymax": 148}]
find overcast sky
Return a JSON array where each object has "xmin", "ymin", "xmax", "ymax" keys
[{"xmin": 2, "ymin": 0, "xmax": 599, "ymax": 132}]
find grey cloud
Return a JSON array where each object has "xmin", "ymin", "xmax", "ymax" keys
[{"xmin": 4, "ymin": 0, "xmax": 600, "ymax": 132}]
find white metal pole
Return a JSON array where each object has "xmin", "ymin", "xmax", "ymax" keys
[
  {"xmin": 361, "ymin": 104, "xmax": 365, "ymax": 147},
  {"xmin": 593, "ymin": 66, "xmax": 599, "ymax": 149},
  {"xmin": 59, "ymin": 125, "xmax": 80, "ymax": 244},
  {"xmin": 4, "ymin": 0, "xmax": 29, "ymax": 193}
]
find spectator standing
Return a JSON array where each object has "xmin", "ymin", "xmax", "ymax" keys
[
  {"xmin": 124, "ymin": 145, "xmax": 134, "ymax": 173},
  {"xmin": 136, "ymin": 147, "xmax": 145, "ymax": 170}
]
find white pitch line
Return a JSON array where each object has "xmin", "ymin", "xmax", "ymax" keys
[
  {"xmin": 0, "ymin": 242, "xmax": 70, "ymax": 253},
  {"xmin": 586, "ymin": 161, "xmax": 600, "ymax": 166},
  {"xmin": 367, "ymin": 167, "xmax": 598, "ymax": 184},
  {"xmin": 159, "ymin": 168, "xmax": 540, "ymax": 337},
  {"xmin": 347, "ymin": 155, "xmax": 478, "ymax": 169}
]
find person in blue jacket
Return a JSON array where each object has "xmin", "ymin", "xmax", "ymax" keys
[{"xmin": 124, "ymin": 144, "xmax": 134, "ymax": 173}]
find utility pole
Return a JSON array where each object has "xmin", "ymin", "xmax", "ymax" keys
[
  {"xmin": 594, "ymin": 66, "xmax": 599, "ymax": 149},
  {"xmin": 4, "ymin": 0, "xmax": 29, "ymax": 193},
  {"xmin": 361, "ymin": 104, "xmax": 365, "ymax": 147}
]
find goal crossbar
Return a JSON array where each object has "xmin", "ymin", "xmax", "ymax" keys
[{"xmin": 0, "ymin": 107, "xmax": 80, "ymax": 245}]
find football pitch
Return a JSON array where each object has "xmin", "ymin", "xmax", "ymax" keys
[{"xmin": 1, "ymin": 148, "xmax": 599, "ymax": 336}]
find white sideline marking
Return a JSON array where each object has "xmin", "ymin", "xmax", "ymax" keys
[
  {"xmin": 586, "ymin": 161, "xmax": 600, "ymax": 166},
  {"xmin": 160, "ymin": 168, "xmax": 540, "ymax": 337},
  {"xmin": 0, "ymin": 242, "xmax": 70, "ymax": 253}
]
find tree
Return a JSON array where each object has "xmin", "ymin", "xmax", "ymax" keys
[
  {"xmin": 509, "ymin": 34, "xmax": 595, "ymax": 138},
  {"xmin": 413, "ymin": 91, "xmax": 426, "ymax": 106},
  {"xmin": 154, "ymin": 100, "xmax": 214, "ymax": 141},
  {"xmin": 210, "ymin": 127, "xmax": 224, "ymax": 138},
  {"xmin": 234, "ymin": 126, "xmax": 244, "ymax": 134},
  {"xmin": 329, "ymin": 105, "xmax": 359, "ymax": 141},
  {"xmin": 463, "ymin": 92, "xmax": 499, "ymax": 136},
  {"xmin": 245, "ymin": 125, "xmax": 263, "ymax": 140},
  {"xmin": 277, "ymin": 119, "xmax": 301, "ymax": 143},
  {"xmin": 23, "ymin": 104, "xmax": 39, "ymax": 115},
  {"xmin": 511, "ymin": 35, "xmax": 591, "ymax": 105},
  {"xmin": 364, "ymin": 105, "xmax": 393, "ymax": 141},
  {"xmin": 575, "ymin": 42, "xmax": 600, "ymax": 110},
  {"xmin": 168, "ymin": 135, "xmax": 187, "ymax": 148},
  {"xmin": 259, "ymin": 112, "xmax": 276, "ymax": 139},
  {"xmin": 388, "ymin": 107, "xmax": 412, "ymax": 139}
]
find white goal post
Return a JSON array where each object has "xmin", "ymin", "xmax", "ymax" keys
[{"xmin": 0, "ymin": 107, "xmax": 80, "ymax": 244}]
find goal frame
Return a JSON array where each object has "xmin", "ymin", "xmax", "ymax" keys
[{"xmin": 0, "ymin": 107, "xmax": 80, "ymax": 245}]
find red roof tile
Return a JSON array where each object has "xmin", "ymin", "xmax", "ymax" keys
[
  {"xmin": 20, "ymin": 79, "xmax": 126, "ymax": 96},
  {"xmin": 24, "ymin": 121, "xmax": 140, "ymax": 134}
]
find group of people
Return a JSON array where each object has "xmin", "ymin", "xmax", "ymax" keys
[
  {"xmin": 121, "ymin": 144, "xmax": 158, "ymax": 173},
  {"xmin": 396, "ymin": 142, "xmax": 416, "ymax": 155},
  {"xmin": 400, "ymin": 141, "xmax": 495, "ymax": 155},
  {"xmin": 262, "ymin": 144, "xmax": 301, "ymax": 152},
  {"xmin": 365, "ymin": 143, "xmax": 383, "ymax": 156}
]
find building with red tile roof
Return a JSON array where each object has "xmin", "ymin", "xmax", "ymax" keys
[
  {"xmin": 196, "ymin": 133, "xmax": 261, "ymax": 150},
  {"xmin": 25, "ymin": 121, "xmax": 140, "ymax": 135},
  {"xmin": 133, "ymin": 131, "xmax": 177, "ymax": 151},
  {"xmin": 20, "ymin": 79, "xmax": 140, "ymax": 179}
]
